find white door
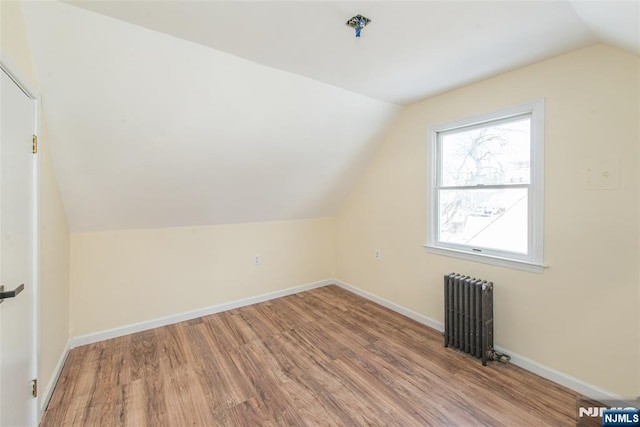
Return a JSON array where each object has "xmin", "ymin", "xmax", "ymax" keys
[{"xmin": 0, "ymin": 68, "xmax": 36, "ymax": 426}]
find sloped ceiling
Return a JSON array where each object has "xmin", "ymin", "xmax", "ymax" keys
[
  {"xmin": 21, "ymin": 1, "xmax": 400, "ymax": 232},
  {"xmin": 18, "ymin": 1, "xmax": 639, "ymax": 233},
  {"xmin": 569, "ymin": 0, "xmax": 640, "ymax": 56}
]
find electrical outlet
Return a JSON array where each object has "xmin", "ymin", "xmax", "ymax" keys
[
  {"xmin": 255, "ymin": 255, "xmax": 261, "ymax": 265},
  {"xmin": 374, "ymin": 250, "xmax": 381, "ymax": 260}
]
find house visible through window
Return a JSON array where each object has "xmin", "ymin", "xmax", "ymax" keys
[{"xmin": 426, "ymin": 100, "xmax": 545, "ymax": 273}]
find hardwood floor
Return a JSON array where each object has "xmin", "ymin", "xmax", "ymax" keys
[{"xmin": 41, "ymin": 285, "xmax": 584, "ymax": 426}]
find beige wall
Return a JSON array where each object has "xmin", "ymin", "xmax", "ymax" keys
[
  {"xmin": 37, "ymin": 121, "xmax": 71, "ymax": 405},
  {"xmin": 0, "ymin": 1, "xmax": 37, "ymax": 85},
  {"xmin": 336, "ymin": 44, "xmax": 640, "ymax": 398},
  {"xmin": 1, "ymin": 0, "xmax": 71, "ymax": 414},
  {"xmin": 70, "ymin": 217, "xmax": 335, "ymax": 337}
]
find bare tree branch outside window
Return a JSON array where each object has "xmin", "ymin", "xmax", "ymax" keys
[{"xmin": 438, "ymin": 117, "xmax": 530, "ymax": 253}]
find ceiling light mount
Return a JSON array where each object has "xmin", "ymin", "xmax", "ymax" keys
[{"xmin": 346, "ymin": 14, "xmax": 371, "ymax": 38}]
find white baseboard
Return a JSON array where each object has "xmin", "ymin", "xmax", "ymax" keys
[
  {"xmin": 70, "ymin": 279, "xmax": 332, "ymax": 348},
  {"xmin": 333, "ymin": 279, "xmax": 444, "ymax": 332},
  {"xmin": 491, "ymin": 345, "xmax": 629, "ymax": 403},
  {"xmin": 332, "ymin": 279, "xmax": 627, "ymax": 404},
  {"xmin": 66, "ymin": 277, "xmax": 628, "ymax": 404},
  {"xmin": 39, "ymin": 341, "xmax": 71, "ymax": 420}
]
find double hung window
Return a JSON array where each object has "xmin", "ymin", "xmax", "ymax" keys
[{"xmin": 426, "ymin": 101, "xmax": 545, "ymax": 272}]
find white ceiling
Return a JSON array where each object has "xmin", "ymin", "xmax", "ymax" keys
[
  {"xmin": 18, "ymin": 1, "xmax": 639, "ymax": 232},
  {"xmin": 64, "ymin": 0, "xmax": 639, "ymax": 105}
]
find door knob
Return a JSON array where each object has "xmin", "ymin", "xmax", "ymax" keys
[{"xmin": 0, "ymin": 283, "xmax": 24, "ymax": 304}]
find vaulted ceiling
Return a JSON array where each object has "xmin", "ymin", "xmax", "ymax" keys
[{"xmin": 19, "ymin": 1, "xmax": 639, "ymax": 232}]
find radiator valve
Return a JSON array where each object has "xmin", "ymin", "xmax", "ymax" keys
[{"xmin": 489, "ymin": 350, "xmax": 511, "ymax": 364}]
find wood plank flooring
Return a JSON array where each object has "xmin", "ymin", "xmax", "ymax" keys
[{"xmin": 41, "ymin": 285, "xmax": 585, "ymax": 426}]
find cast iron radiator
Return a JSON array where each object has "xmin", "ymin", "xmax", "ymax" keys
[{"xmin": 444, "ymin": 272, "xmax": 494, "ymax": 365}]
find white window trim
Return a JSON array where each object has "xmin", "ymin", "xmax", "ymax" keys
[{"xmin": 425, "ymin": 99, "xmax": 547, "ymax": 274}]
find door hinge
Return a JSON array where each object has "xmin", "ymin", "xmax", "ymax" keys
[
  {"xmin": 31, "ymin": 379, "xmax": 37, "ymax": 398},
  {"xmin": 32, "ymin": 135, "xmax": 38, "ymax": 154}
]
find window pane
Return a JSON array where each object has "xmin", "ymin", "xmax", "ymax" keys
[
  {"xmin": 440, "ymin": 117, "xmax": 530, "ymax": 186},
  {"xmin": 439, "ymin": 188, "xmax": 527, "ymax": 253}
]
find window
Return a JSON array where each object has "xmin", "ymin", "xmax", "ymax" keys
[{"xmin": 426, "ymin": 100, "xmax": 545, "ymax": 273}]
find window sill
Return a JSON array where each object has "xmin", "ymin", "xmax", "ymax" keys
[{"xmin": 423, "ymin": 244, "xmax": 548, "ymax": 274}]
